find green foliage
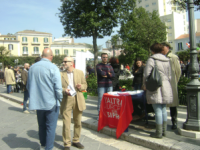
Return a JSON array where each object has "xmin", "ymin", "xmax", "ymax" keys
[
  {"xmin": 58, "ymin": 0, "xmax": 136, "ymax": 74},
  {"xmin": 52, "ymin": 55, "xmax": 66, "ymax": 66},
  {"xmin": 119, "ymin": 79, "xmax": 133, "ymax": 90},
  {"xmin": 176, "ymin": 49, "xmax": 190, "ymax": 62},
  {"xmin": 0, "ymin": 46, "xmax": 10, "ymax": 69},
  {"xmin": 178, "ymin": 76, "xmax": 191, "ymax": 105},
  {"xmin": 86, "ymin": 73, "xmax": 98, "ymax": 96},
  {"xmin": 119, "ymin": 7, "xmax": 167, "ymax": 57}
]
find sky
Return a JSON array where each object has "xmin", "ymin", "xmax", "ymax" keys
[{"xmin": 0, "ymin": 0, "xmax": 200, "ymax": 50}]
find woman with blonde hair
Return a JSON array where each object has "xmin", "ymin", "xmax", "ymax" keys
[{"xmin": 143, "ymin": 43, "xmax": 173, "ymax": 138}]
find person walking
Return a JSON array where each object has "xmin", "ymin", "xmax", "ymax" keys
[
  {"xmin": 109, "ymin": 57, "xmax": 120, "ymax": 91},
  {"xmin": 96, "ymin": 53, "xmax": 115, "ymax": 120},
  {"xmin": 21, "ymin": 63, "xmax": 30, "ymax": 113},
  {"xmin": 143, "ymin": 43, "xmax": 173, "ymax": 138},
  {"xmin": 60, "ymin": 57, "xmax": 87, "ymax": 150},
  {"xmin": 26, "ymin": 48, "xmax": 63, "ymax": 150},
  {"xmin": 161, "ymin": 42, "xmax": 181, "ymax": 130},
  {"xmin": 4, "ymin": 65, "xmax": 15, "ymax": 94}
]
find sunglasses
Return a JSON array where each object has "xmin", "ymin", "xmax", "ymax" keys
[{"xmin": 63, "ymin": 61, "xmax": 71, "ymax": 63}]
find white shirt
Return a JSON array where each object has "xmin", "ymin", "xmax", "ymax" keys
[{"xmin": 67, "ymin": 71, "xmax": 75, "ymax": 89}]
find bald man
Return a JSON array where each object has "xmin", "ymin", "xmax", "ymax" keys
[
  {"xmin": 21, "ymin": 63, "xmax": 30, "ymax": 113},
  {"xmin": 60, "ymin": 57, "xmax": 87, "ymax": 150},
  {"xmin": 26, "ymin": 48, "xmax": 63, "ymax": 150}
]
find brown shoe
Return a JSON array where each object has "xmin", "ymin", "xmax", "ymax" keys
[
  {"xmin": 64, "ymin": 147, "xmax": 70, "ymax": 150},
  {"xmin": 72, "ymin": 142, "xmax": 84, "ymax": 149}
]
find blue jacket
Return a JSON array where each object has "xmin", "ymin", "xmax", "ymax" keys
[{"xmin": 27, "ymin": 58, "xmax": 63, "ymax": 110}]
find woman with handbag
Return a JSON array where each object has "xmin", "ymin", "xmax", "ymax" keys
[{"xmin": 143, "ymin": 43, "xmax": 173, "ymax": 138}]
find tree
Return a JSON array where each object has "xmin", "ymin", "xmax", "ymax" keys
[
  {"xmin": 171, "ymin": 0, "xmax": 200, "ymax": 11},
  {"xmin": 85, "ymin": 43, "xmax": 102, "ymax": 57},
  {"xmin": 176, "ymin": 49, "xmax": 200, "ymax": 62},
  {"xmin": 58, "ymin": 0, "xmax": 136, "ymax": 74},
  {"xmin": 119, "ymin": 7, "xmax": 167, "ymax": 57},
  {"xmin": 0, "ymin": 46, "xmax": 10, "ymax": 70}
]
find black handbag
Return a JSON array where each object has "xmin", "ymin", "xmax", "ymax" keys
[{"xmin": 145, "ymin": 59, "xmax": 162, "ymax": 91}]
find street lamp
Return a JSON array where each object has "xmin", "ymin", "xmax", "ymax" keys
[
  {"xmin": 106, "ymin": 37, "xmax": 123, "ymax": 57},
  {"xmin": 183, "ymin": 0, "xmax": 200, "ymax": 131}
]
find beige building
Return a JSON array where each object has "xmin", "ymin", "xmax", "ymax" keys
[
  {"xmin": 0, "ymin": 34, "xmax": 20, "ymax": 56},
  {"xmin": 51, "ymin": 37, "xmax": 91, "ymax": 56},
  {"xmin": 15, "ymin": 30, "xmax": 52, "ymax": 57}
]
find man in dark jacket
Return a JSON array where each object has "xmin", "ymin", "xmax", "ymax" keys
[{"xmin": 21, "ymin": 63, "xmax": 30, "ymax": 113}]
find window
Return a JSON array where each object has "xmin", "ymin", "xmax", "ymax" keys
[
  {"xmin": 64, "ymin": 49, "xmax": 68, "ymax": 55},
  {"xmin": 44, "ymin": 38, "xmax": 48, "ymax": 43},
  {"xmin": 81, "ymin": 50, "xmax": 84, "ymax": 52},
  {"xmin": 33, "ymin": 37, "xmax": 38, "ymax": 42},
  {"xmin": 23, "ymin": 47, "xmax": 28, "ymax": 54},
  {"xmin": 55, "ymin": 49, "xmax": 59, "ymax": 55},
  {"xmin": 73, "ymin": 49, "xmax": 76, "ymax": 56},
  {"xmin": 11, "ymin": 38, "xmax": 15, "ymax": 40},
  {"xmin": 146, "ymin": 4, "xmax": 149, "ymax": 7},
  {"xmin": 152, "ymin": 2, "xmax": 156, "ymax": 5},
  {"xmin": 8, "ymin": 44, "xmax": 13, "ymax": 50},
  {"xmin": 44, "ymin": 47, "xmax": 48, "ymax": 49},
  {"xmin": 34, "ymin": 47, "xmax": 39, "ymax": 54},
  {"xmin": 168, "ymin": 33, "xmax": 172, "ymax": 36},
  {"xmin": 178, "ymin": 42, "xmax": 183, "ymax": 50},
  {"xmin": 168, "ymin": 26, "xmax": 172, "ymax": 29},
  {"xmin": 22, "ymin": 37, "xmax": 27, "ymax": 42},
  {"xmin": 167, "ymin": 19, "xmax": 171, "ymax": 22},
  {"xmin": 4, "ymin": 38, "xmax": 8, "ymax": 40}
]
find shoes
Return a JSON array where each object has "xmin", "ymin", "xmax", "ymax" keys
[
  {"xmin": 72, "ymin": 142, "xmax": 84, "ymax": 149},
  {"xmin": 64, "ymin": 147, "xmax": 70, "ymax": 150},
  {"xmin": 171, "ymin": 124, "xmax": 177, "ymax": 130},
  {"xmin": 23, "ymin": 110, "xmax": 30, "ymax": 114}
]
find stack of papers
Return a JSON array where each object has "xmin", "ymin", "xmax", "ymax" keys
[{"xmin": 68, "ymin": 84, "xmax": 77, "ymax": 97}]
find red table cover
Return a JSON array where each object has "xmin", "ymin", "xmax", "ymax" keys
[{"xmin": 97, "ymin": 93, "xmax": 134, "ymax": 138}]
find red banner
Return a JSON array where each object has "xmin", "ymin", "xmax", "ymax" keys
[{"xmin": 97, "ymin": 93, "xmax": 134, "ymax": 138}]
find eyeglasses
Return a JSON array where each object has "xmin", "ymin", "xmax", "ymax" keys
[
  {"xmin": 102, "ymin": 57, "xmax": 108, "ymax": 58},
  {"xmin": 63, "ymin": 61, "xmax": 71, "ymax": 63}
]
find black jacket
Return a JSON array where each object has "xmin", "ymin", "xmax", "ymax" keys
[
  {"xmin": 132, "ymin": 66, "xmax": 144, "ymax": 86},
  {"xmin": 111, "ymin": 64, "xmax": 120, "ymax": 91}
]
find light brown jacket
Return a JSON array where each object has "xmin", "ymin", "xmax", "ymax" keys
[
  {"xmin": 4, "ymin": 69, "xmax": 15, "ymax": 85},
  {"xmin": 60, "ymin": 69, "xmax": 87, "ymax": 111}
]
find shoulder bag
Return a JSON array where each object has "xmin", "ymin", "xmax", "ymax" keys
[{"xmin": 145, "ymin": 59, "xmax": 162, "ymax": 91}]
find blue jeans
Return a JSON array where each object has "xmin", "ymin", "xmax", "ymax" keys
[
  {"xmin": 23, "ymin": 90, "xmax": 29, "ymax": 111},
  {"xmin": 37, "ymin": 105, "xmax": 60, "ymax": 150},
  {"xmin": 152, "ymin": 104, "xmax": 167, "ymax": 124},
  {"xmin": 7, "ymin": 85, "xmax": 12, "ymax": 93},
  {"xmin": 97, "ymin": 86, "xmax": 113, "ymax": 113}
]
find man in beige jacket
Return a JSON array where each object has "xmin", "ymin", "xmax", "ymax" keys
[
  {"xmin": 60, "ymin": 57, "xmax": 87, "ymax": 150},
  {"xmin": 4, "ymin": 65, "xmax": 15, "ymax": 94},
  {"xmin": 161, "ymin": 42, "xmax": 181, "ymax": 130}
]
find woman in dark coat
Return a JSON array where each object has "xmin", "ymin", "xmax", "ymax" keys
[
  {"xmin": 109, "ymin": 57, "xmax": 120, "ymax": 91},
  {"xmin": 132, "ymin": 58, "xmax": 144, "ymax": 90}
]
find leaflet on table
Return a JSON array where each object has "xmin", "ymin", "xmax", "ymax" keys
[{"xmin": 68, "ymin": 84, "xmax": 77, "ymax": 97}]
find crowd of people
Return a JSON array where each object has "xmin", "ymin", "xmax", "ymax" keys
[{"xmin": 0, "ymin": 41, "xmax": 186, "ymax": 149}]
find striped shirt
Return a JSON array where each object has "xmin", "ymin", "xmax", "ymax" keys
[{"xmin": 96, "ymin": 63, "xmax": 115, "ymax": 87}]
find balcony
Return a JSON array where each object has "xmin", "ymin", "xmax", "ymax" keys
[
  {"xmin": 43, "ymin": 42, "xmax": 49, "ymax": 45},
  {"xmin": 22, "ymin": 41, "xmax": 28, "ymax": 45},
  {"xmin": 32, "ymin": 52, "xmax": 41, "ymax": 57},
  {"xmin": 31, "ymin": 42, "xmax": 41, "ymax": 45},
  {"xmin": 22, "ymin": 53, "xmax": 28, "ymax": 56}
]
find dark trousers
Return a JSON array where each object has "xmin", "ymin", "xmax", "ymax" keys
[
  {"xmin": 37, "ymin": 105, "xmax": 60, "ymax": 150},
  {"xmin": 170, "ymin": 107, "xmax": 177, "ymax": 123},
  {"xmin": 23, "ymin": 90, "xmax": 29, "ymax": 111}
]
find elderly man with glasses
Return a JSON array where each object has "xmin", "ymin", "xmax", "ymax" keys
[
  {"xmin": 60, "ymin": 57, "xmax": 87, "ymax": 150},
  {"xmin": 96, "ymin": 53, "xmax": 115, "ymax": 120}
]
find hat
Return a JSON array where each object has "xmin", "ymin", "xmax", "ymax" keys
[{"xmin": 161, "ymin": 41, "xmax": 172, "ymax": 49}]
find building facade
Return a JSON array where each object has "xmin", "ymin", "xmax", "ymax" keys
[
  {"xmin": 174, "ymin": 32, "xmax": 200, "ymax": 52},
  {"xmin": 136, "ymin": 0, "xmax": 188, "ymax": 52},
  {"xmin": 0, "ymin": 30, "xmax": 91, "ymax": 57}
]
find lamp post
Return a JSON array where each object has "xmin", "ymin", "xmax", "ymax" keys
[
  {"xmin": 106, "ymin": 37, "xmax": 123, "ymax": 57},
  {"xmin": 183, "ymin": 0, "xmax": 200, "ymax": 131}
]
